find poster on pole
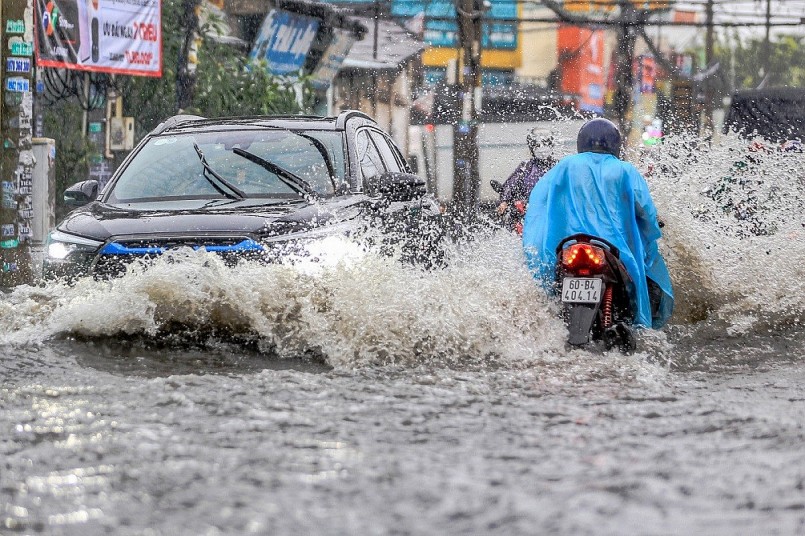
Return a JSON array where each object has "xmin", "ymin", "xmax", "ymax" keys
[{"xmin": 34, "ymin": 0, "xmax": 162, "ymax": 77}]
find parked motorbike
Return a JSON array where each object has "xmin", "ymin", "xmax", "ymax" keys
[
  {"xmin": 554, "ymin": 233, "xmax": 637, "ymax": 352},
  {"xmin": 489, "ymin": 180, "xmax": 527, "ymax": 235}
]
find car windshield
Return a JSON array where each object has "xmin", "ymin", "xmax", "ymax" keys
[{"xmin": 107, "ymin": 128, "xmax": 345, "ymax": 202}]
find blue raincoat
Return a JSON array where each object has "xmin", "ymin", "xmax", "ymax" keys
[{"xmin": 522, "ymin": 152, "xmax": 674, "ymax": 328}]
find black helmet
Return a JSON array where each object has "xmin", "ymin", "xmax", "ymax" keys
[{"xmin": 577, "ymin": 118, "xmax": 622, "ymax": 157}]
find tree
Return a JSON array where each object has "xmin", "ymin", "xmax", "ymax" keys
[
  {"xmin": 716, "ymin": 33, "xmax": 805, "ymax": 91},
  {"xmin": 118, "ymin": 0, "xmax": 305, "ymax": 137}
]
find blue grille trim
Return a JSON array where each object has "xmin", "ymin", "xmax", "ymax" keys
[{"xmin": 100, "ymin": 239, "xmax": 264, "ymax": 255}]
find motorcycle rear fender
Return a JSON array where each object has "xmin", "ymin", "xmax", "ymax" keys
[{"xmin": 565, "ymin": 302, "xmax": 601, "ymax": 346}]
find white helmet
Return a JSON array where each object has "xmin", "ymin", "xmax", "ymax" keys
[{"xmin": 527, "ymin": 128, "xmax": 559, "ymax": 159}]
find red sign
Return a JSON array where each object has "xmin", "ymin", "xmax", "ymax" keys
[{"xmin": 557, "ymin": 25, "xmax": 605, "ymax": 113}]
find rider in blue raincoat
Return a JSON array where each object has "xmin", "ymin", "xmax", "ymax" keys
[{"xmin": 522, "ymin": 118, "xmax": 674, "ymax": 329}]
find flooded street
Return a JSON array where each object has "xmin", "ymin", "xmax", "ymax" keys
[
  {"xmin": 3, "ymin": 138, "xmax": 805, "ymax": 534},
  {"xmin": 3, "ymin": 333, "xmax": 805, "ymax": 535}
]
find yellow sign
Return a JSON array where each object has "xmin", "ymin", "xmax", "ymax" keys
[
  {"xmin": 562, "ymin": 0, "xmax": 616, "ymax": 14},
  {"xmin": 422, "ymin": 48, "xmax": 522, "ymax": 69},
  {"xmin": 562, "ymin": 0, "xmax": 669, "ymax": 13}
]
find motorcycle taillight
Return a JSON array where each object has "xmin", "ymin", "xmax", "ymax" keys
[{"xmin": 561, "ymin": 243, "xmax": 606, "ymax": 275}]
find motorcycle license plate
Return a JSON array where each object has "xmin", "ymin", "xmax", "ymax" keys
[{"xmin": 561, "ymin": 277, "xmax": 602, "ymax": 303}]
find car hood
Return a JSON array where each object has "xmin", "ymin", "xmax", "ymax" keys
[{"xmin": 57, "ymin": 197, "xmax": 366, "ymax": 242}]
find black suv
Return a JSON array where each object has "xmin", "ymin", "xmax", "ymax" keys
[{"xmin": 44, "ymin": 110, "xmax": 441, "ymax": 279}]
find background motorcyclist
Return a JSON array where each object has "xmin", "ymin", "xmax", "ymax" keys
[
  {"xmin": 494, "ymin": 128, "xmax": 560, "ymax": 231},
  {"xmin": 522, "ymin": 117, "xmax": 674, "ymax": 329}
]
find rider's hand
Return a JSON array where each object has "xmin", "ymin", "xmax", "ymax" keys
[{"xmin": 496, "ymin": 202, "xmax": 509, "ymax": 215}]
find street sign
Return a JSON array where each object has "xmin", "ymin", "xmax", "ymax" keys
[{"xmin": 249, "ymin": 9, "xmax": 319, "ymax": 76}]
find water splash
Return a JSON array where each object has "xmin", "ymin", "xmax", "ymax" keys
[
  {"xmin": 0, "ymin": 232, "xmax": 571, "ymax": 368},
  {"xmin": 639, "ymin": 133, "xmax": 805, "ymax": 335},
  {"xmin": 1, "ymin": 133, "xmax": 802, "ymax": 369}
]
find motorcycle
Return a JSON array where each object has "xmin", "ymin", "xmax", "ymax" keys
[
  {"xmin": 489, "ymin": 180, "xmax": 527, "ymax": 235},
  {"xmin": 554, "ymin": 233, "xmax": 637, "ymax": 352}
]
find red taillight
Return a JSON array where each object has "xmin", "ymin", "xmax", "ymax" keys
[{"xmin": 561, "ymin": 243, "xmax": 606, "ymax": 275}]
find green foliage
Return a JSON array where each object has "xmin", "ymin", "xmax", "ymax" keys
[
  {"xmin": 192, "ymin": 45, "xmax": 303, "ymax": 118},
  {"xmin": 42, "ymin": 103, "xmax": 95, "ymax": 220},
  {"xmin": 715, "ymin": 33, "xmax": 805, "ymax": 90},
  {"xmin": 119, "ymin": 0, "xmax": 306, "ymax": 137}
]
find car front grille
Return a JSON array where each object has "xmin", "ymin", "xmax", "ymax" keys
[{"xmin": 91, "ymin": 236, "xmax": 264, "ymax": 277}]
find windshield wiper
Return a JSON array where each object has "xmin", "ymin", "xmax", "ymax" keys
[
  {"xmin": 293, "ymin": 132, "xmax": 337, "ymax": 182},
  {"xmin": 232, "ymin": 147, "xmax": 318, "ymax": 199},
  {"xmin": 193, "ymin": 143, "xmax": 247, "ymax": 200}
]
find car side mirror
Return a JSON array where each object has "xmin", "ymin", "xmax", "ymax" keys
[
  {"xmin": 490, "ymin": 179, "xmax": 503, "ymax": 194},
  {"xmin": 64, "ymin": 180, "xmax": 100, "ymax": 207},
  {"xmin": 366, "ymin": 172, "xmax": 426, "ymax": 202}
]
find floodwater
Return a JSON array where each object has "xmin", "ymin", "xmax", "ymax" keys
[{"xmin": 2, "ymin": 135, "xmax": 805, "ymax": 535}]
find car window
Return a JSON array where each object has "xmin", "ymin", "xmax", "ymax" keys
[
  {"xmin": 108, "ymin": 129, "xmax": 343, "ymax": 202},
  {"xmin": 368, "ymin": 131, "xmax": 405, "ymax": 173},
  {"xmin": 356, "ymin": 130, "xmax": 386, "ymax": 183}
]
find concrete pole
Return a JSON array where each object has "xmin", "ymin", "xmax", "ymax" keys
[
  {"xmin": 762, "ymin": 0, "xmax": 771, "ymax": 78},
  {"xmin": 613, "ymin": 5, "xmax": 636, "ymax": 141},
  {"xmin": 452, "ymin": 0, "xmax": 482, "ymax": 215},
  {"xmin": 703, "ymin": 0, "xmax": 714, "ymax": 136},
  {"xmin": 1, "ymin": 0, "xmax": 36, "ymax": 286}
]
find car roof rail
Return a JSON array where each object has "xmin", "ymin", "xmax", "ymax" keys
[
  {"xmin": 335, "ymin": 110, "xmax": 375, "ymax": 129},
  {"xmin": 151, "ymin": 114, "xmax": 206, "ymax": 135}
]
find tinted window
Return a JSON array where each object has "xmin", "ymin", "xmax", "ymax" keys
[
  {"xmin": 108, "ymin": 129, "xmax": 344, "ymax": 202},
  {"xmin": 356, "ymin": 130, "xmax": 385, "ymax": 183},
  {"xmin": 369, "ymin": 131, "xmax": 404, "ymax": 173}
]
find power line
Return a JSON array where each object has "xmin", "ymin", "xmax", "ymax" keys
[
  {"xmin": 410, "ymin": 14, "xmax": 805, "ymax": 26},
  {"xmin": 389, "ymin": 0, "xmax": 803, "ymax": 6}
]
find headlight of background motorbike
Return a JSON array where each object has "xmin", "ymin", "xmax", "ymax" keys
[{"xmin": 46, "ymin": 230, "xmax": 103, "ymax": 261}]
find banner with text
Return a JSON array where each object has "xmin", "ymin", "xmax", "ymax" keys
[{"xmin": 34, "ymin": 0, "xmax": 162, "ymax": 77}]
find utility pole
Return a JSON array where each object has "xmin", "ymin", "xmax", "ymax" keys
[
  {"xmin": 1, "ymin": 0, "xmax": 36, "ymax": 286},
  {"xmin": 176, "ymin": 0, "xmax": 201, "ymax": 112},
  {"xmin": 762, "ymin": 0, "xmax": 772, "ymax": 78},
  {"xmin": 612, "ymin": 2, "xmax": 637, "ymax": 140},
  {"xmin": 703, "ymin": 0, "xmax": 714, "ymax": 134},
  {"xmin": 453, "ymin": 0, "xmax": 483, "ymax": 215},
  {"xmin": 373, "ymin": 0, "xmax": 380, "ymax": 60}
]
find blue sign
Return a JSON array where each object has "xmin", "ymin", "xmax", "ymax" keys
[
  {"xmin": 6, "ymin": 57, "xmax": 31, "ymax": 74},
  {"xmin": 5, "ymin": 77, "xmax": 30, "ymax": 92},
  {"xmin": 249, "ymin": 10, "xmax": 320, "ymax": 76},
  {"xmin": 392, "ymin": 0, "xmax": 517, "ymax": 50}
]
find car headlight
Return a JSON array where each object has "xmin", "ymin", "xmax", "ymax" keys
[{"xmin": 46, "ymin": 230, "xmax": 103, "ymax": 261}]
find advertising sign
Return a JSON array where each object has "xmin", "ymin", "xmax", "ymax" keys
[
  {"xmin": 34, "ymin": 0, "xmax": 162, "ymax": 77},
  {"xmin": 558, "ymin": 25, "xmax": 605, "ymax": 114},
  {"xmin": 249, "ymin": 9, "xmax": 319, "ymax": 76},
  {"xmin": 392, "ymin": 0, "xmax": 517, "ymax": 50},
  {"xmin": 637, "ymin": 55, "xmax": 656, "ymax": 94},
  {"xmin": 309, "ymin": 29, "xmax": 355, "ymax": 90}
]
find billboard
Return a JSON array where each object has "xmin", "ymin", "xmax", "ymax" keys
[
  {"xmin": 249, "ymin": 9, "xmax": 320, "ymax": 76},
  {"xmin": 34, "ymin": 0, "xmax": 162, "ymax": 77},
  {"xmin": 391, "ymin": 0, "xmax": 517, "ymax": 50}
]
